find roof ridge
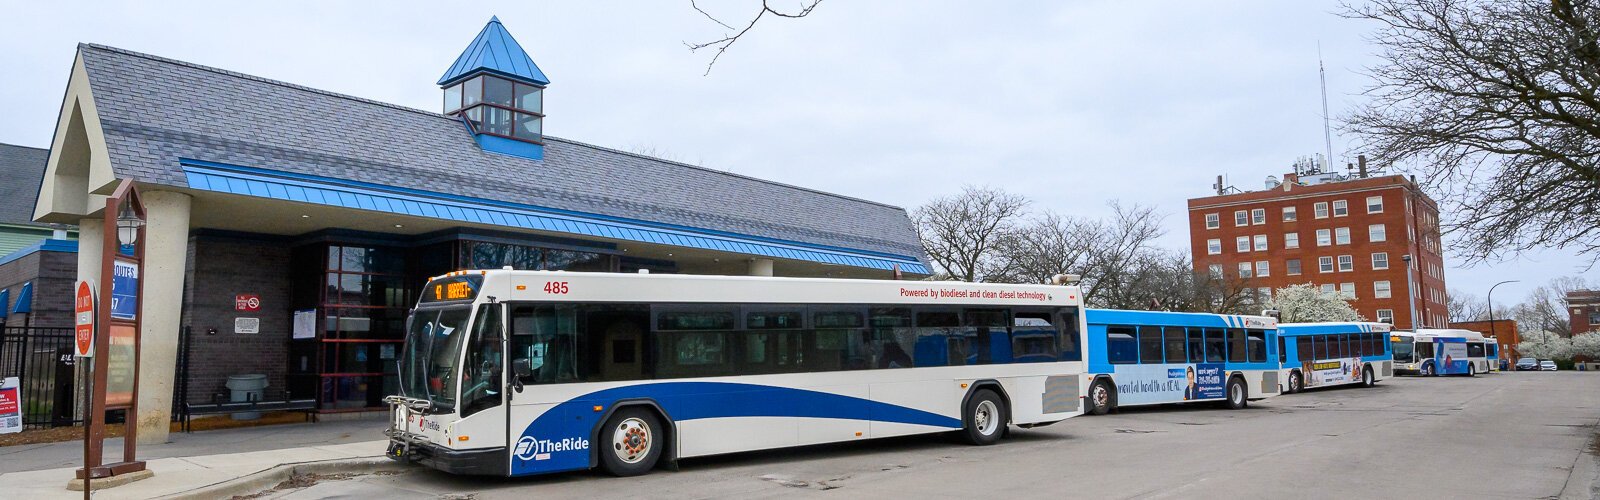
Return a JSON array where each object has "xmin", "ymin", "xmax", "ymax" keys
[
  {"xmin": 79, "ymin": 43, "xmax": 448, "ymax": 120},
  {"xmin": 78, "ymin": 43, "xmax": 908, "ymax": 213}
]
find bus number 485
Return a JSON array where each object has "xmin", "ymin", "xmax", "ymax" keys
[{"xmin": 543, "ymin": 281, "xmax": 569, "ymax": 294}]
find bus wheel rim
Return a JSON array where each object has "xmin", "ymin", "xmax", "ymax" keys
[
  {"xmin": 1232, "ymin": 383, "xmax": 1242, "ymax": 404},
  {"xmin": 1093, "ymin": 385, "xmax": 1108, "ymax": 407},
  {"xmin": 975, "ymin": 400, "xmax": 999, "ymax": 435},
  {"xmin": 613, "ymin": 418, "xmax": 652, "ymax": 464}
]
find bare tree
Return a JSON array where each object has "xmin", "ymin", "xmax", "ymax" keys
[
  {"xmin": 1447, "ymin": 289, "xmax": 1490, "ymax": 323},
  {"xmin": 1342, "ymin": 0, "xmax": 1600, "ymax": 267},
  {"xmin": 989, "ymin": 211, "xmax": 1099, "ymax": 285},
  {"xmin": 1078, "ymin": 202, "xmax": 1166, "ymax": 306},
  {"xmin": 686, "ymin": 0, "xmax": 822, "ymax": 75},
  {"xmin": 912, "ymin": 186, "xmax": 1030, "ymax": 282},
  {"xmin": 1510, "ymin": 276, "xmax": 1596, "ymax": 336}
]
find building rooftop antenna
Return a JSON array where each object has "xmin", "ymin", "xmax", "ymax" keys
[{"xmin": 1319, "ymin": 42, "xmax": 1335, "ymax": 172}]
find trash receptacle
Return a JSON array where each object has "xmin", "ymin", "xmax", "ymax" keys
[{"xmin": 225, "ymin": 374, "xmax": 269, "ymax": 420}]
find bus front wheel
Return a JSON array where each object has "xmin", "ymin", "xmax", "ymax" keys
[
  {"xmin": 1087, "ymin": 380, "xmax": 1115, "ymax": 416},
  {"xmin": 1361, "ymin": 366, "xmax": 1375, "ymax": 387},
  {"xmin": 1421, "ymin": 363, "xmax": 1434, "ymax": 376},
  {"xmin": 1225, "ymin": 377, "xmax": 1247, "ymax": 410},
  {"xmin": 599, "ymin": 408, "xmax": 663, "ymax": 477},
  {"xmin": 961, "ymin": 389, "xmax": 1007, "ymax": 445}
]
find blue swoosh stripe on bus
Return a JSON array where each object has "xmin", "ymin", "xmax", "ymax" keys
[{"xmin": 510, "ymin": 381, "xmax": 961, "ymax": 475}]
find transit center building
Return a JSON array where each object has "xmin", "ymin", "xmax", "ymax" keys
[{"xmin": 25, "ymin": 18, "xmax": 929, "ymax": 443}]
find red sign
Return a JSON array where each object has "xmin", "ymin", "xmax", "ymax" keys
[
  {"xmin": 235, "ymin": 294, "xmax": 261, "ymax": 312},
  {"xmin": 74, "ymin": 280, "xmax": 95, "ymax": 358}
]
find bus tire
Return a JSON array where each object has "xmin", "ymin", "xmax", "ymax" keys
[
  {"xmin": 1468, "ymin": 364, "xmax": 1477, "ymax": 377},
  {"xmin": 1287, "ymin": 371, "xmax": 1303, "ymax": 394},
  {"xmin": 1421, "ymin": 362, "xmax": 1434, "ymax": 377},
  {"xmin": 1225, "ymin": 377, "xmax": 1247, "ymax": 410},
  {"xmin": 1361, "ymin": 366, "xmax": 1375, "ymax": 387},
  {"xmin": 961, "ymin": 389, "xmax": 1007, "ymax": 446},
  {"xmin": 599, "ymin": 407, "xmax": 663, "ymax": 477},
  {"xmin": 1086, "ymin": 379, "xmax": 1115, "ymax": 416}
]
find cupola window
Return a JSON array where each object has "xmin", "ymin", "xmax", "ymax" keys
[{"xmin": 444, "ymin": 74, "xmax": 544, "ymax": 143}]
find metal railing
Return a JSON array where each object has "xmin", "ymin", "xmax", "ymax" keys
[{"xmin": 0, "ymin": 326, "xmax": 80, "ymax": 429}]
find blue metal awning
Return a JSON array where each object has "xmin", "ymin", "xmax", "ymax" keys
[
  {"xmin": 181, "ymin": 160, "xmax": 930, "ymax": 274},
  {"xmin": 0, "ymin": 288, "xmax": 9, "ymax": 319},
  {"xmin": 11, "ymin": 282, "xmax": 31, "ymax": 314}
]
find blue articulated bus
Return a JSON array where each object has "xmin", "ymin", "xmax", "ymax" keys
[
  {"xmin": 1276, "ymin": 322, "xmax": 1393, "ymax": 394},
  {"xmin": 1082, "ymin": 309, "xmax": 1280, "ymax": 415}
]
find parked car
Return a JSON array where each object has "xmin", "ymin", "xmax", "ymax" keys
[
  {"xmin": 1540, "ymin": 360, "xmax": 1558, "ymax": 371},
  {"xmin": 1516, "ymin": 357, "xmax": 1539, "ymax": 371}
]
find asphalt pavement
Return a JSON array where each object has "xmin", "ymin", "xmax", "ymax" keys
[{"xmin": 255, "ymin": 371, "xmax": 1600, "ymax": 499}]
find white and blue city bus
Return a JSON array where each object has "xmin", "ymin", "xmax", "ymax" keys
[
  {"xmin": 1276, "ymin": 322, "xmax": 1393, "ymax": 393},
  {"xmin": 1484, "ymin": 337, "xmax": 1500, "ymax": 372},
  {"xmin": 385, "ymin": 270, "xmax": 1089, "ymax": 477},
  {"xmin": 1391, "ymin": 329, "xmax": 1490, "ymax": 376},
  {"xmin": 1081, "ymin": 309, "xmax": 1280, "ymax": 415}
]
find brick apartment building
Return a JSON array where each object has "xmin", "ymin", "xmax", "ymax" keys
[
  {"xmin": 1188, "ymin": 167, "xmax": 1448, "ymax": 328},
  {"xmin": 1569, "ymin": 290, "xmax": 1600, "ymax": 336}
]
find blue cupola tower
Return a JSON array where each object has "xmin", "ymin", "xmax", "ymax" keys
[{"xmin": 440, "ymin": 16, "xmax": 549, "ymax": 160}]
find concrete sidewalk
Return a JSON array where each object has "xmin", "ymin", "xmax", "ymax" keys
[{"xmin": 0, "ymin": 416, "xmax": 393, "ymax": 498}]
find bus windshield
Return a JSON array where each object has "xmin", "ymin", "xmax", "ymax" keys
[
  {"xmin": 398, "ymin": 305, "xmax": 473, "ymax": 411},
  {"xmin": 1391, "ymin": 338, "xmax": 1414, "ymax": 363}
]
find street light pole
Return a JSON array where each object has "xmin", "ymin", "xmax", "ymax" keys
[{"xmin": 1488, "ymin": 279, "xmax": 1520, "ymax": 359}]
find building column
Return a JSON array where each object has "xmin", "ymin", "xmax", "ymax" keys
[
  {"xmin": 73, "ymin": 218, "xmax": 103, "ymax": 422},
  {"xmin": 747, "ymin": 258, "xmax": 774, "ymax": 277},
  {"xmin": 135, "ymin": 191, "xmax": 191, "ymax": 445}
]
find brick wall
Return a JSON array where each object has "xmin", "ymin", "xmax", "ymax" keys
[
  {"xmin": 0, "ymin": 249, "xmax": 77, "ymax": 328},
  {"xmin": 179, "ymin": 235, "xmax": 292, "ymax": 405}
]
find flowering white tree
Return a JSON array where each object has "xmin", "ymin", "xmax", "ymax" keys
[
  {"xmin": 1517, "ymin": 331, "xmax": 1573, "ymax": 360},
  {"xmin": 1569, "ymin": 332, "xmax": 1600, "ymax": 360},
  {"xmin": 1267, "ymin": 284, "xmax": 1364, "ymax": 323}
]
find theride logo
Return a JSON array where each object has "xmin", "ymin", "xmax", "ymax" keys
[{"xmin": 514, "ymin": 435, "xmax": 590, "ymax": 461}]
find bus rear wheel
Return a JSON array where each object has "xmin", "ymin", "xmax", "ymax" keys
[
  {"xmin": 1421, "ymin": 363, "xmax": 1434, "ymax": 376},
  {"xmin": 599, "ymin": 408, "xmax": 663, "ymax": 477},
  {"xmin": 961, "ymin": 389, "xmax": 1007, "ymax": 445},
  {"xmin": 1287, "ymin": 371, "xmax": 1303, "ymax": 394},
  {"xmin": 1087, "ymin": 380, "xmax": 1115, "ymax": 416},
  {"xmin": 1225, "ymin": 377, "xmax": 1248, "ymax": 410}
]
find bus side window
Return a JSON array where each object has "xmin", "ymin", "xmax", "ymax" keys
[
  {"xmin": 1012, "ymin": 311, "xmax": 1058, "ymax": 363},
  {"xmin": 1187, "ymin": 328, "xmax": 1205, "ymax": 364},
  {"xmin": 1296, "ymin": 336, "xmax": 1314, "ymax": 363},
  {"xmin": 1246, "ymin": 330, "xmax": 1267, "ymax": 363},
  {"xmin": 1227, "ymin": 328, "xmax": 1246, "ymax": 363},
  {"xmin": 1106, "ymin": 326, "xmax": 1137, "ymax": 364},
  {"xmin": 1163, "ymin": 326, "xmax": 1188, "ymax": 364},
  {"xmin": 1277, "ymin": 337, "xmax": 1286, "ymax": 364},
  {"xmin": 1204, "ymin": 328, "xmax": 1226, "ymax": 363},
  {"xmin": 1138, "ymin": 326, "xmax": 1164, "ymax": 364},
  {"xmin": 1058, "ymin": 310, "xmax": 1082, "ymax": 361}
]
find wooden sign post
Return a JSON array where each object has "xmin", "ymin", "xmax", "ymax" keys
[{"xmin": 76, "ymin": 179, "xmax": 149, "ymax": 491}]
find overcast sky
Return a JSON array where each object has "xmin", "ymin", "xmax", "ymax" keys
[{"xmin": 0, "ymin": 1, "xmax": 1592, "ymax": 303}]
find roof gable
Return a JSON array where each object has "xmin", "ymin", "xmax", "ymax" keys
[{"xmin": 0, "ymin": 143, "xmax": 50, "ymax": 226}]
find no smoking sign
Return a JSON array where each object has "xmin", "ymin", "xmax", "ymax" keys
[{"xmin": 235, "ymin": 294, "xmax": 261, "ymax": 312}]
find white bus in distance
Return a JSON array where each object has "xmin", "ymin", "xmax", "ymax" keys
[
  {"xmin": 386, "ymin": 270, "xmax": 1089, "ymax": 477},
  {"xmin": 1392, "ymin": 328, "xmax": 1491, "ymax": 376}
]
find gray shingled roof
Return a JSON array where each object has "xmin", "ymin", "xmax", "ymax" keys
[
  {"xmin": 76, "ymin": 44, "xmax": 924, "ymax": 259},
  {"xmin": 0, "ymin": 143, "xmax": 50, "ymax": 227}
]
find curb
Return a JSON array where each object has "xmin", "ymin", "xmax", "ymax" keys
[{"xmin": 156, "ymin": 456, "xmax": 411, "ymax": 499}]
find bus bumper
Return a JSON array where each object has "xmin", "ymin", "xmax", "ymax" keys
[{"xmin": 386, "ymin": 432, "xmax": 507, "ymax": 476}]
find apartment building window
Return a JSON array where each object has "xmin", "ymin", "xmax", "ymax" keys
[
  {"xmin": 1236, "ymin": 236, "xmax": 1250, "ymax": 253},
  {"xmin": 1367, "ymin": 196, "xmax": 1384, "ymax": 213},
  {"xmin": 1333, "ymin": 200, "xmax": 1348, "ymax": 216},
  {"xmin": 1369, "ymin": 224, "xmax": 1386, "ymax": 243},
  {"xmin": 1251, "ymin": 208, "xmax": 1266, "ymax": 225},
  {"xmin": 1258, "ymin": 287, "xmax": 1273, "ymax": 302},
  {"xmin": 1316, "ymin": 229, "xmax": 1332, "ymax": 246},
  {"xmin": 1335, "ymin": 227, "xmax": 1351, "ymax": 245},
  {"xmin": 1375, "ymin": 280, "xmax": 1392, "ymax": 298},
  {"xmin": 1339, "ymin": 282, "xmax": 1356, "ymax": 299},
  {"xmin": 1320, "ymin": 284, "xmax": 1337, "ymax": 296},
  {"xmin": 1235, "ymin": 210, "xmax": 1248, "ymax": 227},
  {"xmin": 1319, "ymin": 256, "xmax": 1334, "ymax": 273},
  {"xmin": 1238, "ymin": 262, "xmax": 1253, "ymax": 279},
  {"xmin": 1286, "ymin": 258, "xmax": 1302, "ymax": 275},
  {"xmin": 1283, "ymin": 206, "xmax": 1297, "ymax": 221},
  {"xmin": 1372, "ymin": 252, "xmax": 1389, "ymax": 270},
  {"xmin": 1376, "ymin": 309, "xmax": 1394, "ymax": 324},
  {"xmin": 1338, "ymin": 255, "xmax": 1354, "ymax": 272},
  {"xmin": 1207, "ymin": 239, "xmax": 1222, "ymax": 255},
  {"xmin": 1285, "ymin": 232, "xmax": 1299, "ymax": 249},
  {"xmin": 1315, "ymin": 202, "xmax": 1329, "ymax": 218},
  {"xmin": 1205, "ymin": 213, "xmax": 1219, "ymax": 229},
  {"xmin": 1254, "ymin": 235, "xmax": 1268, "ymax": 251},
  {"xmin": 1208, "ymin": 264, "xmax": 1223, "ymax": 278},
  {"xmin": 1256, "ymin": 260, "xmax": 1270, "ymax": 277}
]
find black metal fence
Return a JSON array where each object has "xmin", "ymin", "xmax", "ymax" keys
[{"xmin": 0, "ymin": 326, "xmax": 80, "ymax": 429}]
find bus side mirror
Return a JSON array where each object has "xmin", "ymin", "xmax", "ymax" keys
[{"xmin": 513, "ymin": 358, "xmax": 533, "ymax": 379}]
